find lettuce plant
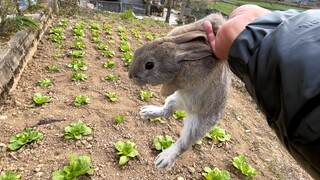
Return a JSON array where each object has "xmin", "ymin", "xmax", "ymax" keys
[
  {"xmin": 64, "ymin": 120, "xmax": 92, "ymax": 140},
  {"xmin": 103, "ymin": 59, "xmax": 116, "ymax": 68},
  {"xmin": 72, "ymin": 72, "xmax": 87, "ymax": 81},
  {"xmin": 173, "ymin": 110, "xmax": 186, "ymax": 120},
  {"xmin": 28, "ymin": 93, "xmax": 52, "ymax": 108},
  {"xmin": 139, "ymin": 90, "xmax": 153, "ymax": 101},
  {"xmin": 38, "ymin": 78, "xmax": 53, "ymax": 87},
  {"xmin": 68, "ymin": 59, "xmax": 88, "ymax": 71},
  {"xmin": 232, "ymin": 155, "xmax": 257, "ymax": 178},
  {"xmin": 8, "ymin": 128, "xmax": 43, "ymax": 151},
  {"xmin": 74, "ymin": 95, "xmax": 90, "ymax": 107},
  {"xmin": 106, "ymin": 92, "xmax": 117, "ymax": 102},
  {"xmin": 153, "ymin": 135, "xmax": 174, "ymax": 151},
  {"xmin": 106, "ymin": 74, "xmax": 117, "ymax": 81},
  {"xmin": 0, "ymin": 171, "xmax": 21, "ymax": 180},
  {"xmin": 114, "ymin": 115, "xmax": 125, "ymax": 125},
  {"xmin": 202, "ymin": 167, "xmax": 230, "ymax": 180},
  {"xmin": 48, "ymin": 65, "xmax": 60, "ymax": 72},
  {"xmin": 206, "ymin": 126, "xmax": 231, "ymax": 144},
  {"xmin": 114, "ymin": 141, "xmax": 139, "ymax": 165}
]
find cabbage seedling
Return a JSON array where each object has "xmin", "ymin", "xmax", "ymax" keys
[
  {"xmin": 49, "ymin": 34, "xmax": 66, "ymax": 43},
  {"xmin": 38, "ymin": 78, "xmax": 52, "ymax": 87},
  {"xmin": 114, "ymin": 115, "xmax": 125, "ymax": 125},
  {"xmin": 69, "ymin": 50, "xmax": 85, "ymax": 58},
  {"xmin": 153, "ymin": 135, "xmax": 174, "ymax": 151},
  {"xmin": 232, "ymin": 155, "xmax": 258, "ymax": 178},
  {"xmin": 28, "ymin": 93, "xmax": 52, "ymax": 108},
  {"xmin": 102, "ymin": 50, "xmax": 115, "ymax": 57},
  {"xmin": 173, "ymin": 110, "xmax": 186, "ymax": 120},
  {"xmin": 131, "ymin": 28, "xmax": 141, "ymax": 39},
  {"xmin": 52, "ymin": 155, "xmax": 94, "ymax": 180},
  {"xmin": 206, "ymin": 126, "xmax": 231, "ymax": 144},
  {"xmin": 106, "ymin": 74, "xmax": 117, "ymax": 81},
  {"xmin": 72, "ymin": 41, "xmax": 86, "ymax": 50},
  {"xmin": 92, "ymin": 37, "xmax": 101, "ymax": 44},
  {"xmin": 119, "ymin": 41, "xmax": 131, "ymax": 52},
  {"xmin": 52, "ymin": 53, "xmax": 63, "ymax": 59},
  {"xmin": 48, "ymin": 65, "xmax": 59, "ymax": 72},
  {"xmin": 48, "ymin": 28, "xmax": 64, "ymax": 35},
  {"xmin": 8, "ymin": 128, "xmax": 43, "ymax": 151},
  {"xmin": 73, "ymin": 28, "xmax": 85, "ymax": 37},
  {"xmin": 114, "ymin": 140, "xmax": 139, "ymax": 165},
  {"xmin": 108, "ymin": 40, "xmax": 115, "ymax": 44},
  {"xmin": 117, "ymin": 26, "xmax": 125, "ymax": 33},
  {"xmin": 103, "ymin": 24, "xmax": 113, "ymax": 35},
  {"xmin": 64, "ymin": 120, "xmax": 92, "ymax": 140},
  {"xmin": 145, "ymin": 32, "xmax": 154, "ymax": 41},
  {"xmin": 72, "ymin": 72, "xmax": 87, "ymax": 81},
  {"xmin": 0, "ymin": 171, "xmax": 21, "ymax": 180},
  {"xmin": 202, "ymin": 167, "xmax": 231, "ymax": 180},
  {"xmin": 106, "ymin": 92, "xmax": 117, "ymax": 102},
  {"xmin": 97, "ymin": 44, "xmax": 108, "ymax": 51},
  {"xmin": 68, "ymin": 59, "xmax": 88, "ymax": 71},
  {"xmin": 139, "ymin": 90, "xmax": 153, "ymax": 101},
  {"xmin": 103, "ymin": 59, "xmax": 116, "ymax": 68},
  {"xmin": 58, "ymin": 19, "xmax": 69, "ymax": 27},
  {"xmin": 91, "ymin": 29, "xmax": 100, "ymax": 37},
  {"xmin": 74, "ymin": 95, "xmax": 90, "ymax": 107},
  {"xmin": 73, "ymin": 22, "xmax": 85, "ymax": 30},
  {"xmin": 89, "ymin": 22, "xmax": 100, "ymax": 30}
]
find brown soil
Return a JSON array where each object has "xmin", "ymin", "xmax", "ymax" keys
[{"xmin": 0, "ymin": 12, "xmax": 313, "ymax": 180}]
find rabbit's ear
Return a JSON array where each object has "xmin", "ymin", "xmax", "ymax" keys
[{"xmin": 170, "ymin": 31, "xmax": 213, "ymax": 61}]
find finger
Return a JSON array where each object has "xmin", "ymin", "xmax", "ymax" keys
[{"xmin": 203, "ymin": 21, "xmax": 216, "ymax": 55}]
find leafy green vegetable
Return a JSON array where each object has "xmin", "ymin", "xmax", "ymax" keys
[
  {"xmin": 68, "ymin": 59, "xmax": 88, "ymax": 71},
  {"xmin": 114, "ymin": 115, "xmax": 125, "ymax": 125},
  {"xmin": 48, "ymin": 65, "xmax": 60, "ymax": 72},
  {"xmin": 149, "ymin": 117, "xmax": 166, "ymax": 123},
  {"xmin": 8, "ymin": 128, "xmax": 43, "ymax": 151},
  {"xmin": 72, "ymin": 72, "xmax": 87, "ymax": 81},
  {"xmin": 108, "ymin": 40, "xmax": 115, "ymax": 44},
  {"xmin": 232, "ymin": 155, "xmax": 258, "ymax": 178},
  {"xmin": 106, "ymin": 74, "xmax": 117, "ymax": 81},
  {"xmin": 38, "ymin": 78, "xmax": 53, "ymax": 87},
  {"xmin": 103, "ymin": 24, "xmax": 113, "ymax": 35},
  {"xmin": 72, "ymin": 28, "xmax": 85, "ymax": 37},
  {"xmin": 206, "ymin": 126, "xmax": 231, "ymax": 144},
  {"xmin": 117, "ymin": 26, "xmax": 125, "ymax": 33},
  {"xmin": 92, "ymin": 37, "xmax": 101, "ymax": 44},
  {"xmin": 72, "ymin": 41, "xmax": 86, "ymax": 50},
  {"xmin": 55, "ymin": 44, "xmax": 64, "ymax": 49},
  {"xmin": 74, "ymin": 95, "xmax": 90, "ymax": 107},
  {"xmin": 52, "ymin": 53, "xmax": 63, "ymax": 59},
  {"xmin": 145, "ymin": 32, "xmax": 154, "ymax": 41},
  {"xmin": 103, "ymin": 59, "xmax": 116, "ymax": 68},
  {"xmin": 102, "ymin": 50, "xmax": 115, "ymax": 57},
  {"xmin": 173, "ymin": 110, "xmax": 186, "ymax": 120},
  {"xmin": 64, "ymin": 120, "xmax": 92, "ymax": 140},
  {"xmin": 89, "ymin": 22, "xmax": 100, "ymax": 30},
  {"xmin": 106, "ymin": 92, "xmax": 118, "ymax": 102},
  {"xmin": 97, "ymin": 44, "xmax": 108, "ymax": 51},
  {"xmin": 139, "ymin": 90, "xmax": 153, "ymax": 101},
  {"xmin": 121, "ymin": 52, "xmax": 133, "ymax": 66},
  {"xmin": 57, "ymin": 20, "xmax": 69, "ymax": 27},
  {"xmin": 114, "ymin": 141, "xmax": 139, "ymax": 165},
  {"xmin": 28, "ymin": 93, "xmax": 52, "ymax": 108},
  {"xmin": 73, "ymin": 22, "xmax": 85, "ymax": 30},
  {"xmin": 131, "ymin": 28, "xmax": 141, "ymax": 39},
  {"xmin": 0, "ymin": 171, "xmax": 21, "ymax": 180},
  {"xmin": 119, "ymin": 41, "xmax": 131, "ymax": 52},
  {"xmin": 119, "ymin": 32, "xmax": 129, "ymax": 41},
  {"xmin": 52, "ymin": 155, "xmax": 94, "ymax": 180},
  {"xmin": 49, "ymin": 34, "xmax": 66, "ymax": 43},
  {"xmin": 69, "ymin": 50, "xmax": 85, "ymax": 58},
  {"xmin": 153, "ymin": 135, "xmax": 174, "ymax": 151},
  {"xmin": 74, "ymin": 36, "xmax": 84, "ymax": 42},
  {"xmin": 91, "ymin": 29, "xmax": 100, "ymax": 37},
  {"xmin": 49, "ymin": 28, "xmax": 64, "ymax": 35},
  {"xmin": 202, "ymin": 167, "xmax": 231, "ymax": 180}
]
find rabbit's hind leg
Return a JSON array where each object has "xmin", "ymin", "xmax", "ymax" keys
[{"xmin": 140, "ymin": 91, "xmax": 182, "ymax": 119}]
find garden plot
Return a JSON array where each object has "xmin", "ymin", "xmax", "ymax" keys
[{"xmin": 0, "ymin": 12, "xmax": 312, "ymax": 179}]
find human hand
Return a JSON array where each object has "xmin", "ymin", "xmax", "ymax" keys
[{"xmin": 204, "ymin": 5, "xmax": 271, "ymax": 60}]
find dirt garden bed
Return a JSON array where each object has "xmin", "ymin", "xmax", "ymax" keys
[{"xmin": 0, "ymin": 10, "xmax": 312, "ymax": 180}]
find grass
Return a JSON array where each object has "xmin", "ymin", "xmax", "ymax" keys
[{"xmin": 208, "ymin": 2, "xmax": 237, "ymax": 15}]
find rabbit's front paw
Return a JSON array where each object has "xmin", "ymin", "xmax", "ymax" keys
[
  {"xmin": 154, "ymin": 145, "xmax": 179, "ymax": 170},
  {"xmin": 140, "ymin": 105, "xmax": 164, "ymax": 119}
]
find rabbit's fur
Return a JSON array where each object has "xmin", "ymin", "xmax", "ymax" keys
[{"xmin": 128, "ymin": 14, "xmax": 231, "ymax": 170}]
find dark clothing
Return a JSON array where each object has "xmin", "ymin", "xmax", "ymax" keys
[{"xmin": 228, "ymin": 9, "xmax": 320, "ymax": 179}]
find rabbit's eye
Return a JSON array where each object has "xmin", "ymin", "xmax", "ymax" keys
[{"xmin": 145, "ymin": 62, "xmax": 155, "ymax": 70}]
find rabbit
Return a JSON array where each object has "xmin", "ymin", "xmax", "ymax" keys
[{"xmin": 128, "ymin": 13, "xmax": 231, "ymax": 170}]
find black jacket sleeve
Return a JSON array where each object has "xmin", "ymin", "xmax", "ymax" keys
[{"xmin": 228, "ymin": 9, "xmax": 320, "ymax": 179}]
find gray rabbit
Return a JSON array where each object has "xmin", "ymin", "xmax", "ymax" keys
[{"xmin": 128, "ymin": 14, "xmax": 231, "ymax": 169}]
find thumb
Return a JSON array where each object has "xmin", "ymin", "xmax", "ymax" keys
[{"xmin": 203, "ymin": 21, "xmax": 217, "ymax": 57}]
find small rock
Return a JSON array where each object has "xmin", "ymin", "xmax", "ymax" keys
[
  {"xmin": 188, "ymin": 166, "xmax": 196, "ymax": 174},
  {"xmin": 177, "ymin": 176, "xmax": 184, "ymax": 180},
  {"xmin": 0, "ymin": 115, "xmax": 8, "ymax": 120},
  {"xmin": 35, "ymin": 167, "xmax": 41, "ymax": 172}
]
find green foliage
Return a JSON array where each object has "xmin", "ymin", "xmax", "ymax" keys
[
  {"xmin": 73, "ymin": 22, "xmax": 85, "ymax": 30},
  {"xmin": 74, "ymin": 36, "xmax": 84, "ymax": 42},
  {"xmin": 103, "ymin": 59, "xmax": 116, "ymax": 68},
  {"xmin": 69, "ymin": 50, "xmax": 85, "ymax": 58},
  {"xmin": 145, "ymin": 32, "xmax": 154, "ymax": 41},
  {"xmin": 102, "ymin": 50, "xmax": 115, "ymax": 57},
  {"xmin": 206, "ymin": 126, "xmax": 231, "ymax": 144},
  {"xmin": 119, "ymin": 41, "xmax": 131, "ymax": 52},
  {"xmin": 89, "ymin": 22, "xmax": 100, "ymax": 30},
  {"xmin": 13, "ymin": 16, "xmax": 39, "ymax": 30},
  {"xmin": 68, "ymin": 59, "xmax": 88, "ymax": 71},
  {"xmin": 0, "ymin": 171, "xmax": 21, "ymax": 180},
  {"xmin": 64, "ymin": 120, "xmax": 92, "ymax": 140},
  {"xmin": 72, "ymin": 28, "xmax": 85, "ymax": 37},
  {"xmin": 106, "ymin": 74, "xmax": 117, "ymax": 81},
  {"xmin": 8, "ymin": 128, "xmax": 43, "ymax": 151},
  {"xmin": 106, "ymin": 92, "xmax": 117, "ymax": 102},
  {"xmin": 58, "ymin": 20, "xmax": 69, "ymax": 27},
  {"xmin": 119, "ymin": 32, "xmax": 129, "ymax": 41},
  {"xmin": 91, "ymin": 29, "xmax": 100, "ymax": 37},
  {"xmin": 121, "ymin": 52, "xmax": 133, "ymax": 66},
  {"xmin": 120, "ymin": 10, "xmax": 135, "ymax": 21},
  {"xmin": 131, "ymin": 28, "xmax": 141, "ymax": 39},
  {"xmin": 202, "ymin": 167, "xmax": 231, "ymax": 180},
  {"xmin": 52, "ymin": 53, "xmax": 63, "ymax": 59},
  {"xmin": 114, "ymin": 141, "xmax": 139, "ymax": 165},
  {"xmin": 48, "ymin": 65, "xmax": 60, "ymax": 72},
  {"xmin": 72, "ymin": 72, "xmax": 87, "ymax": 81},
  {"xmin": 52, "ymin": 155, "xmax": 94, "ymax": 180},
  {"xmin": 108, "ymin": 40, "xmax": 115, "ymax": 45},
  {"xmin": 173, "ymin": 110, "xmax": 186, "ymax": 120},
  {"xmin": 117, "ymin": 26, "xmax": 125, "ymax": 33},
  {"xmin": 28, "ymin": 93, "xmax": 52, "ymax": 108},
  {"xmin": 149, "ymin": 117, "xmax": 166, "ymax": 123},
  {"xmin": 72, "ymin": 41, "xmax": 86, "ymax": 50},
  {"xmin": 92, "ymin": 37, "xmax": 101, "ymax": 44},
  {"xmin": 55, "ymin": 45, "xmax": 64, "ymax": 49},
  {"xmin": 49, "ymin": 34, "xmax": 66, "ymax": 43},
  {"xmin": 97, "ymin": 44, "xmax": 108, "ymax": 51},
  {"xmin": 139, "ymin": 90, "xmax": 153, "ymax": 101},
  {"xmin": 74, "ymin": 95, "xmax": 90, "ymax": 107},
  {"xmin": 114, "ymin": 115, "xmax": 125, "ymax": 125},
  {"xmin": 38, "ymin": 78, "xmax": 53, "ymax": 87},
  {"xmin": 103, "ymin": 24, "xmax": 113, "ymax": 35},
  {"xmin": 49, "ymin": 28, "xmax": 64, "ymax": 35},
  {"xmin": 232, "ymin": 155, "xmax": 258, "ymax": 178},
  {"xmin": 153, "ymin": 135, "xmax": 174, "ymax": 151}
]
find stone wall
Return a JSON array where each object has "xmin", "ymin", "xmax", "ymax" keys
[{"xmin": 0, "ymin": 8, "xmax": 53, "ymax": 110}]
